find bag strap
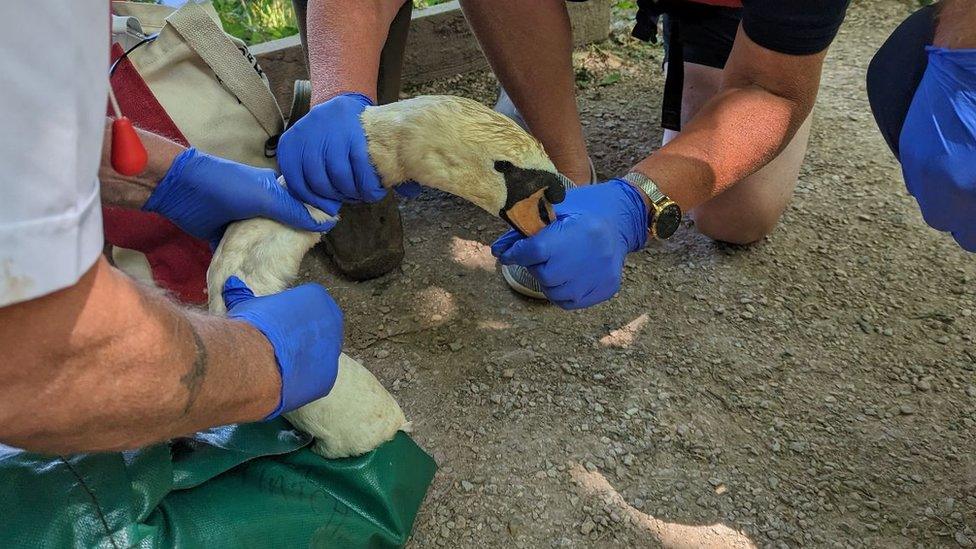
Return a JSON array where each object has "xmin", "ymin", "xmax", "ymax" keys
[
  {"xmin": 165, "ymin": 3, "xmax": 284, "ymax": 137},
  {"xmin": 111, "ymin": 1, "xmax": 175, "ymax": 33}
]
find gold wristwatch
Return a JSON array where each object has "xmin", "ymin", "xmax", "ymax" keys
[{"xmin": 623, "ymin": 172, "xmax": 682, "ymax": 240}]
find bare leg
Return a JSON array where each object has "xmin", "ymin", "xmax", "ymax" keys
[
  {"xmin": 663, "ymin": 62, "xmax": 812, "ymax": 244},
  {"xmin": 460, "ymin": 0, "xmax": 591, "ymax": 184},
  {"xmin": 292, "ymin": 0, "xmax": 411, "ymax": 280}
]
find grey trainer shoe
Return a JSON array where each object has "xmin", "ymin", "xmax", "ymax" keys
[
  {"xmin": 494, "ymin": 87, "xmax": 530, "ymax": 132},
  {"xmin": 501, "ymin": 263, "xmax": 546, "ymax": 299}
]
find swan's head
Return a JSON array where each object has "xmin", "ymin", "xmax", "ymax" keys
[
  {"xmin": 492, "ymin": 159, "xmax": 567, "ymax": 236},
  {"xmin": 409, "ymin": 95, "xmax": 570, "ymax": 236},
  {"xmin": 362, "ymin": 95, "xmax": 570, "ymax": 236}
]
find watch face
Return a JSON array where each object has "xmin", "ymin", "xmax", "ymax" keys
[{"xmin": 654, "ymin": 204, "xmax": 682, "ymax": 239}]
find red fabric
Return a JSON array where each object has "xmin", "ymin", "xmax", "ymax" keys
[{"xmin": 106, "ymin": 43, "xmax": 212, "ymax": 304}]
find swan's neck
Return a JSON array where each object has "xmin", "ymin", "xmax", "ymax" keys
[{"xmin": 361, "ymin": 96, "xmax": 556, "ymax": 217}]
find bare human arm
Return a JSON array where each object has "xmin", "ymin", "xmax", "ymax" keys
[
  {"xmin": 647, "ymin": 0, "xmax": 972, "ymax": 210},
  {"xmin": 0, "ymin": 257, "xmax": 280, "ymax": 454},
  {"xmin": 934, "ymin": 0, "xmax": 976, "ymax": 49},
  {"xmin": 299, "ymin": 0, "xmax": 407, "ymax": 104},
  {"xmin": 273, "ymin": 1, "xmax": 410, "ymax": 209},
  {"xmin": 99, "ymin": 116, "xmax": 334, "ymax": 241},
  {"xmin": 458, "ymin": 0, "xmax": 592, "ymax": 184},
  {"xmin": 98, "ymin": 118, "xmax": 185, "ymax": 209},
  {"xmin": 633, "ymin": 26, "xmax": 827, "ymax": 211},
  {"xmin": 18, "ymin": 117, "xmax": 341, "ymax": 452}
]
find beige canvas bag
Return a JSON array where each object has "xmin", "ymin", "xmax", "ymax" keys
[
  {"xmin": 108, "ymin": 1, "xmax": 287, "ymax": 288},
  {"xmin": 111, "ymin": 1, "xmax": 284, "ymax": 169}
]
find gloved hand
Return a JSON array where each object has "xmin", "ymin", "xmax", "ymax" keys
[
  {"xmin": 492, "ymin": 179, "xmax": 648, "ymax": 309},
  {"xmin": 899, "ymin": 47, "xmax": 976, "ymax": 251},
  {"xmin": 222, "ymin": 276, "xmax": 344, "ymax": 418},
  {"xmin": 144, "ymin": 148, "xmax": 334, "ymax": 247},
  {"xmin": 277, "ymin": 93, "xmax": 390, "ymax": 216}
]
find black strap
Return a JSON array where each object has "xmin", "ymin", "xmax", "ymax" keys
[
  {"xmin": 633, "ymin": 1, "xmax": 685, "ymax": 132},
  {"xmin": 661, "ymin": 17, "xmax": 684, "ymax": 132}
]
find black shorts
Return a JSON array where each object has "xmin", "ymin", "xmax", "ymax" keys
[
  {"xmin": 571, "ymin": 2, "xmax": 743, "ymax": 131},
  {"xmin": 574, "ymin": 0, "xmax": 850, "ymax": 129},
  {"xmin": 640, "ymin": 2, "xmax": 742, "ymax": 130},
  {"xmin": 866, "ymin": 5, "xmax": 937, "ymax": 160},
  {"xmin": 661, "ymin": 4, "xmax": 740, "ymax": 70},
  {"xmin": 570, "ymin": 0, "xmax": 740, "ymax": 69}
]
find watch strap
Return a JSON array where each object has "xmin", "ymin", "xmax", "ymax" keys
[
  {"xmin": 621, "ymin": 171, "xmax": 682, "ymax": 240},
  {"xmin": 623, "ymin": 172, "xmax": 667, "ymax": 205}
]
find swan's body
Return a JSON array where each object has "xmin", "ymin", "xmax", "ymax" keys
[{"xmin": 208, "ymin": 96, "xmax": 565, "ymax": 458}]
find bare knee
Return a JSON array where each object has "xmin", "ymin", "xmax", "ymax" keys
[{"xmin": 692, "ymin": 207, "xmax": 784, "ymax": 245}]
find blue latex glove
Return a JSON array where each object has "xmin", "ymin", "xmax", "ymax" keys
[
  {"xmin": 144, "ymin": 148, "xmax": 334, "ymax": 247},
  {"xmin": 222, "ymin": 276, "xmax": 344, "ymax": 418},
  {"xmin": 492, "ymin": 179, "xmax": 648, "ymax": 310},
  {"xmin": 277, "ymin": 93, "xmax": 392, "ymax": 216},
  {"xmin": 899, "ymin": 47, "xmax": 976, "ymax": 251}
]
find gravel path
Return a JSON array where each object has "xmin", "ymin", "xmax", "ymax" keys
[{"xmin": 301, "ymin": 1, "xmax": 976, "ymax": 546}]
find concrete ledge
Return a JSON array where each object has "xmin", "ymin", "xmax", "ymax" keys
[
  {"xmin": 254, "ymin": 0, "xmax": 610, "ymax": 109},
  {"xmin": 251, "ymin": 34, "xmax": 306, "ymax": 111}
]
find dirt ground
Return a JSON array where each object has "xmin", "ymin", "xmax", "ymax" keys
[{"xmin": 299, "ymin": 1, "xmax": 976, "ymax": 547}]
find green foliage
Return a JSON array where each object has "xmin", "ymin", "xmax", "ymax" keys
[
  {"xmin": 128, "ymin": 0, "xmax": 455, "ymax": 44},
  {"xmin": 412, "ymin": 0, "xmax": 452, "ymax": 7},
  {"xmin": 211, "ymin": 0, "xmax": 298, "ymax": 45},
  {"xmin": 598, "ymin": 72, "xmax": 621, "ymax": 86},
  {"xmin": 131, "ymin": 0, "xmax": 642, "ymax": 45},
  {"xmin": 574, "ymin": 65, "xmax": 594, "ymax": 88},
  {"xmin": 212, "ymin": 0, "xmax": 450, "ymax": 44},
  {"xmin": 127, "ymin": 0, "xmax": 299, "ymax": 44}
]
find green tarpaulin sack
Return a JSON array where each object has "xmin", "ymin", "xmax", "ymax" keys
[{"xmin": 0, "ymin": 420, "xmax": 435, "ymax": 548}]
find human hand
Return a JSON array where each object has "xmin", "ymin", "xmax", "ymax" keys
[
  {"xmin": 222, "ymin": 276, "xmax": 344, "ymax": 418},
  {"xmin": 143, "ymin": 148, "xmax": 334, "ymax": 247},
  {"xmin": 492, "ymin": 179, "xmax": 648, "ymax": 309},
  {"xmin": 277, "ymin": 92, "xmax": 391, "ymax": 216},
  {"xmin": 899, "ymin": 47, "xmax": 976, "ymax": 251}
]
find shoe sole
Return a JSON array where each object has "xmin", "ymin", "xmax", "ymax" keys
[{"xmin": 501, "ymin": 265, "xmax": 547, "ymax": 300}]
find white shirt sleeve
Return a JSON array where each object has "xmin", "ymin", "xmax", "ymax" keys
[{"xmin": 0, "ymin": 1, "xmax": 108, "ymax": 307}]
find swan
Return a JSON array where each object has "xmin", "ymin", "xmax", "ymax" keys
[{"xmin": 208, "ymin": 95, "xmax": 568, "ymax": 458}]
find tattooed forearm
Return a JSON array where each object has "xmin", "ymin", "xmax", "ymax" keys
[{"xmin": 180, "ymin": 321, "xmax": 209, "ymax": 415}]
